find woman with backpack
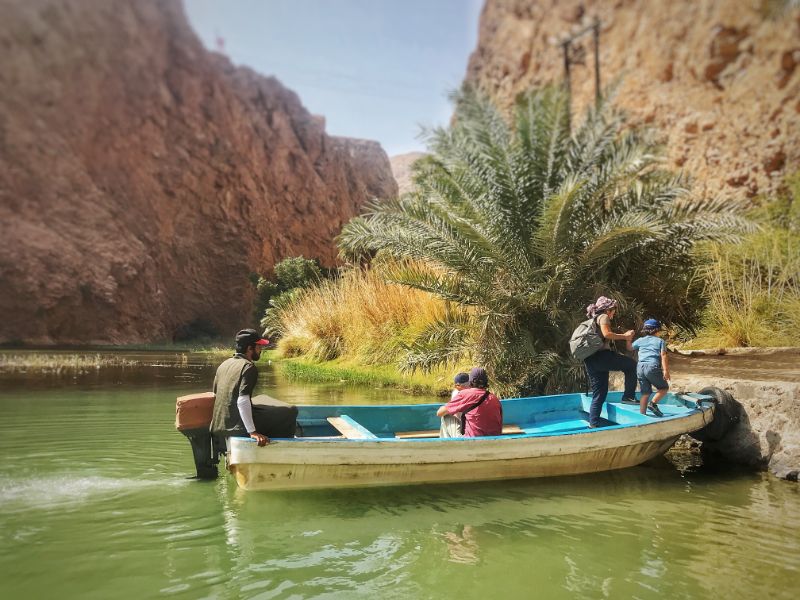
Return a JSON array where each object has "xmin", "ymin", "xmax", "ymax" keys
[{"xmin": 581, "ymin": 296, "xmax": 637, "ymax": 428}]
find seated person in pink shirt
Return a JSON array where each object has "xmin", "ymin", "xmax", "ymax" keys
[{"xmin": 436, "ymin": 367, "xmax": 503, "ymax": 437}]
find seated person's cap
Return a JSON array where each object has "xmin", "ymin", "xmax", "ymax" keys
[
  {"xmin": 643, "ymin": 319, "xmax": 661, "ymax": 329},
  {"xmin": 454, "ymin": 372, "xmax": 469, "ymax": 385},
  {"xmin": 235, "ymin": 328, "xmax": 270, "ymax": 347},
  {"xmin": 469, "ymin": 367, "xmax": 488, "ymax": 385}
]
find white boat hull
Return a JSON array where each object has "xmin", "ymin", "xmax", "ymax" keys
[{"xmin": 228, "ymin": 405, "xmax": 711, "ymax": 491}]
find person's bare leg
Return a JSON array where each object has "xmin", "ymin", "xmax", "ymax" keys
[
  {"xmin": 652, "ymin": 388, "xmax": 667, "ymax": 405},
  {"xmin": 639, "ymin": 393, "xmax": 650, "ymax": 415}
]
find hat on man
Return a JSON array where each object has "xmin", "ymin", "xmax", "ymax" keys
[
  {"xmin": 235, "ymin": 329, "xmax": 269, "ymax": 348},
  {"xmin": 469, "ymin": 367, "xmax": 488, "ymax": 387},
  {"xmin": 643, "ymin": 319, "xmax": 662, "ymax": 330},
  {"xmin": 454, "ymin": 372, "xmax": 469, "ymax": 385}
]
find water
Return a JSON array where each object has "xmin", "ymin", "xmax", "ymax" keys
[{"xmin": 0, "ymin": 351, "xmax": 797, "ymax": 599}]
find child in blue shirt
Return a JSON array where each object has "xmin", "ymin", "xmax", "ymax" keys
[{"xmin": 631, "ymin": 319, "xmax": 670, "ymax": 417}]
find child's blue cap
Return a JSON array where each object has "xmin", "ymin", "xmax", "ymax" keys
[
  {"xmin": 454, "ymin": 372, "xmax": 469, "ymax": 385},
  {"xmin": 643, "ymin": 319, "xmax": 661, "ymax": 329}
]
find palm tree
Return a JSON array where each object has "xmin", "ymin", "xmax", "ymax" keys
[{"xmin": 338, "ymin": 86, "xmax": 749, "ymax": 395}]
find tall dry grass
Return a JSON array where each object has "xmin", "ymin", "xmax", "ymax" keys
[
  {"xmin": 272, "ymin": 265, "xmax": 474, "ymax": 367},
  {"xmin": 690, "ymin": 232, "xmax": 800, "ymax": 348},
  {"xmin": 686, "ymin": 172, "xmax": 800, "ymax": 349}
]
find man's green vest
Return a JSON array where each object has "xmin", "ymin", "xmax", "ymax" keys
[{"xmin": 210, "ymin": 354, "xmax": 256, "ymax": 436}]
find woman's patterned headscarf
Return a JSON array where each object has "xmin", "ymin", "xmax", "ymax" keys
[{"xmin": 586, "ymin": 296, "xmax": 617, "ymax": 318}]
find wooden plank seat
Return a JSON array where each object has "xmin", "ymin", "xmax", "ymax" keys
[
  {"xmin": 395, "ymin": 424, "xmax": 525, "ymax": 439},
  {"xmin": 326, "ymin": 415, "xmax": 378, "ymax": 440}
]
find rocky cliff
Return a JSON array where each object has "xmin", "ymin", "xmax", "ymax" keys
[
  {"xmin": 466, "ymin": 0, "xmax": 799, "ymax": 201},
  {"xmin": 0, "ymin": 0, "xmax": 397, "ymax": 345}
]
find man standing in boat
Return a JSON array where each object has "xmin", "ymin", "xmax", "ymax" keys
[
  {"xmin": 437, "ymin": 367, "xmax": 502, "ymax": 437},
  {"xmin": 210, "ymin": 329, "xmax": 270, "ymax": 451}
]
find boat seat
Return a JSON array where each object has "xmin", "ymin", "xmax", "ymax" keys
[
  {"xmin": 395, "ymin": 424, "xmax": 525, "ymax": 439},
  {"xmin": 526, "ymin": 418, "xmax": 589, "ymax": 434},
  {"xmin": 326, "ymin": 415, "xmax": 378, "ymax": 440}
]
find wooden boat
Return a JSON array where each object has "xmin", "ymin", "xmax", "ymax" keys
[{"xmin": 227, "ymin": 391, "xmax": 715, "ymax": 491}]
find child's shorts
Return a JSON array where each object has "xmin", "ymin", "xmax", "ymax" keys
[{"xmin": 637, "ymin": 362, "xmax": 669, "ymax": 394}]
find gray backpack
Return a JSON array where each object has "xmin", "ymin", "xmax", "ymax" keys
[{"xmin": 569, "ymin": 317, "xmax": 604, "ymax": 360}]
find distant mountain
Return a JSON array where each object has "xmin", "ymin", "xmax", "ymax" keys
[
  {"xmin": 0, "ymin": 0, "xmax": 397, "ymax": 345},
  {"xmin": 390, "ymin": 152, "xmax": 428, "ymax": 195}
]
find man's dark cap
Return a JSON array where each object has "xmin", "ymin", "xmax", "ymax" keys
[
  {"xmin": 235, "ymin": 329, "xmax": 269, "ymax": 348},
  {"xmin": 469, "ymin": 367, "xmax": 488, "ymax": 386}
]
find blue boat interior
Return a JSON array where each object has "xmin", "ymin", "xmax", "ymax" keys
[{"xmin": 290, "ymin": 391, "xmax": 709, "ymax": 440}]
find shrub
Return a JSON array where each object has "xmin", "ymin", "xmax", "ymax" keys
[{"xmin": 252, "ymin": 256, "xmax": 323, "ymax": 331}]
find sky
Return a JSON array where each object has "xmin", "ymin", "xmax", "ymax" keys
[{"xmin": 184, "ymin": 0, "xmax": 484, "ymax": 156}]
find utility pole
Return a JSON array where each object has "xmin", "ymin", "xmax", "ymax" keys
[
  {"xmin": 562, "ymin": 40, "xmax": 572, "ymax": 130},
  {"xmin": 561, "ymin": 17, "xmax": 602, "ymax": 130}
]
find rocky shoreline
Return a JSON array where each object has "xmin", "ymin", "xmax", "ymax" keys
[
  {"xmin": 617, "ymin": 348, "xmax": 800, "ymax": 481},
  {"xmin": 674, "ymin": 375, "xmax": 799, "ymax": 482}
]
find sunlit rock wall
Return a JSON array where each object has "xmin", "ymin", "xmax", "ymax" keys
[{"xmin": 466, "ymin": 0, "xmax": 799, "ymax": 202}]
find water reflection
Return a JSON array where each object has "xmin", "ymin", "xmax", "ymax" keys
[
  {"xmin": 212, "ymin": 464, "xmax": 799, "ymax": 598},
  {"xmin": 0, "ymin": 349, "xmax": 440, "ymax": 405},
  {"xmin": 441, "ymin": 524, "xmax": 479, "ymax": 565}
]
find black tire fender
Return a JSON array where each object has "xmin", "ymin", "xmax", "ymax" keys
[{"xmin": 689, "ymin": 386, "xmax": 741, "ymax": 442}]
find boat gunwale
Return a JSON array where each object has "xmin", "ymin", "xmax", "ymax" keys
[{"xmin": 238, "ymin": 394, "xmax": 714, "ymax": 445}]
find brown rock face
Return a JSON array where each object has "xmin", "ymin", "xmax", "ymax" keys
[
  {"xmin": 465, "ymin": 0, "xmax": 800, "ymax": 202},
  {"xmin": 0, "ymin": 0, "xmax": 397, "ymax": 345}
]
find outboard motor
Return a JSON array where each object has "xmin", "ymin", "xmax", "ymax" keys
[{"xmin": 175, "ymin": 392, "xmax": 218, "ymax": 479}]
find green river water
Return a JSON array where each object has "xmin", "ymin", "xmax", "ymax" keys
[{"xmin": 0, "ymin": 351, "xmax": 797, "ymax": 599}]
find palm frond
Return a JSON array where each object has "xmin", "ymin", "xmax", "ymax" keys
[{"xmin": 399, "ymin": 310, "xmax": 475, "ymax": 373}]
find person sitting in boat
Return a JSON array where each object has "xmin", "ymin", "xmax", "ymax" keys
[
  {"xmin": 436, "ymin": 367, "xmax": 502, "ymax": 437},
  {"xmin": 583, "ymin": 296, "xmax": 637, "ymax": 428},
  {"xmin": 632, "ymin": 319, "xmax": 670, "ymax": 418},
  {"xmin": 439, "ymin": 372, "xmax": 470, "ymax": 438},
  {"xmin": 210, "ymin": 329, "xmax": 270, "ymax": 451}
]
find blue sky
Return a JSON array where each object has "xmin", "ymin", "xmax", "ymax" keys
[{"xmin": 184, "ymin": 0, "xmax": 483, "ymax": 156}]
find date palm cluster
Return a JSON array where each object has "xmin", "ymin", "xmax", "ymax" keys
[{"xmin": 338, "ymin": 87, "xmax": 748, "ymax": 395}]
